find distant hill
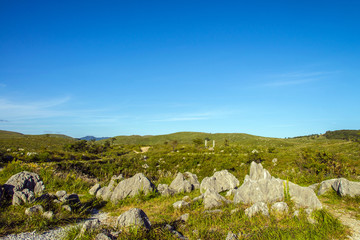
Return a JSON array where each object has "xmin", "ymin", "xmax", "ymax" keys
[
  {"xmin": 79, "ymin": 136, "xmax": 110, "ymax": 141},
  {"xmin": 0, "ymin": 130, "xmax": 76, "ymax": 151},
  {"xmin": 324, "ymin": 130, "xmax": 360, "ymax": 141},
  {"xmin": 100, "ymin": 131, "xmax": 285, "ymax": 146}
]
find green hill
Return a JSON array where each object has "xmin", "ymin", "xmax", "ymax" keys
[
  {"xmin": 106, "ymin": 131, "xmax": 285, "ymax": 145},
  {"xmin": 0, "ymin": 130, "xmax": 76, "ymax": 151}
]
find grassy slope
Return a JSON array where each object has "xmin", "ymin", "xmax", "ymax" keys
[{"xmin": 0, "ymin": 130, "xmax": 76, "ymax": 151}]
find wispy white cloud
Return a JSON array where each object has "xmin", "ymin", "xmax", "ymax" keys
[
  {"xmin": 150, "ymin": 110, "xmax": 233, "ymax": 122},
  {"xmin": 261, "ymin": 71, "xmax": 339, "ymax": 87},
  {"xmin": 0, "ymin": 96, "xmax": 71, "ymax": 120}
]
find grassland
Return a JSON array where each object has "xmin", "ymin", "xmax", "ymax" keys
[{"xmin": 0, "ymin": 129, "xmax": 359, "ymax": 239}]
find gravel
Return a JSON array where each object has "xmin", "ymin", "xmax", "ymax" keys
[{"xmin": 0, "ymin": 211, "xmax": 109, "ymax": 240}]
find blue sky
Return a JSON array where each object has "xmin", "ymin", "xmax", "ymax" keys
[{"xmin": 0, "ymin": 0, "xmax": 359, "ymax": 138}]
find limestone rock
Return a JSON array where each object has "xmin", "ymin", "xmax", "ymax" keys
[
  {"xmin": 288, "ymin": 182, "xmax": 322, "ymax": 209},
  {"xmin": 245, "ymin": 202, "xmax": 269, "ymax": 218},
  {"xmin": 4, "ymin": 171, "xmax": 45, "ymax": 196},
  {"xmin": 234, "ymin": 162, "xmax": 284, "ymax": 204},
  {"xmin": 192, "ymin": 194, "xmax": 204, "ymax": 202},
  {"xmin": 271, "ymin": 202, "xmax": 289, "ymax": 213},
  {"xmin": 200, "ymin": 170, "xmax": 239, "ymax": 193},
  {"xmin": 89, "ymin": 183, "xmax": 101, "ymax": 195},
  {"xmin": 203, "ymin": 189, "xmax": 231, "ymax": 210},
  {"xmin": 332, "ymin": 178, "xmax": 360, "ymax": 197},
  {"xmin": 234, "ymin": 162, "xmax": 322, "ymax": 210},
  {"xmin": 110, "ymin": 173, "xmax": 155, "ymax": 203},
  {"xmin": 157, "ymin": 184, "xmax": 175, "ymax": 196},
  {"xmin": 169, "ymin": 173, "xmax": 193, "ymax": 193},
  {"xmin": 173, "ymin": 200, "xmax": 190, "ymax": 209},
  {"xmin": 25, "ymin": 204, "xmax": 44, "ymax": 216},
  {"xmin": 116, "ymin": 208, "xmax": 151, "ymax": 230}
]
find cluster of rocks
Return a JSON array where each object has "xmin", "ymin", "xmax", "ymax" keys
[{"xmin": 0, "ymin": 171, "xmax": 82, "ymax": 221}]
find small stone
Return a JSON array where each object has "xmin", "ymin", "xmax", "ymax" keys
[
  {"xmin": 271, "ymin": 202, "xmax": 289, "ymax": 214},
  {"xmin": 79, "ymin": 219, "xmax": 101, "ymax": 236},
  {"xmin": 56, "ymin": 190, "xmax": 67, "ymax": 199},
  {"xmin": 226, "ymin": 231, "xmax": 239, "ymax": 240},
  {"xmin": 42, "ymin": 211, "xmax": 54, "ymax": 220},
  {"xmin": 25, "ymin": 205, "xmax": 44, "ymax": 216},
  {"xmin": 62, "ymin": 205, "xmax": 72, "ymax": 212},
  {"xmin": 245, "ymin": 202, "xmax": 269, "ymax": 218},
  {"xmin": 178, "ymin": 213, "xmax": 190, "ymax": 222},
  {"xmin": 173, "ymin": 200, "xmax": 190, "ymax": 209},
  {"xmin": 89, "ymin": 184, "xmax": 101, "ymax": 195},
  {"xmin": 116, "ymin": 208, "xmax": 151, "ymax": 230}
]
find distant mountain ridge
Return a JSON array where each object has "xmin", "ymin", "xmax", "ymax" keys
[{"xmin": 78, "ymin": 136, "xmax": 110, "ymax": 141}]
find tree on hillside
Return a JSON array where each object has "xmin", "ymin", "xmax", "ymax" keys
[
  {"xmin": 193, "ymin": 138, "xmax": 203, "ymax": 148},
  {"xmin": 171, "ymin": 140, "xmax": 178, "ymax": 152}
]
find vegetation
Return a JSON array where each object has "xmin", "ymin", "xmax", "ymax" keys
[{"xmin": 0, "ymin": 129, "xmax": 359, "ymax": 239}]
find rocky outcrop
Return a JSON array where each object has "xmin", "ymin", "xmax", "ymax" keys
[
  {"xmin": 203, "ymin": 189, "xmax": 231, "ymax": 210},
  {"xmin": 110, "ymin": 173, "xmax": 155, "ymax": 204},
  {"xmin": 12, "ymin": 189, "xmax": 35, "ymax": 205},
  {"xmin": 315, "ymin": 179, "xmax": 337, "ymax": 195},
  {"xmin": 200, "ymin": 170, "xmax": 239, "ymax": 193},
  {"xmin": 183, "ymin": 172, "xmax": 200, "ymax": 189},
  {"xmin": 116, "ymin": 208, "xmax": 151, "ymax": 230},
  {"xmin": 234, "ymin": 162, "xmax": 322, "ymax": 210},
  {"xmin": 332, "ymin": 178, "xmax": 360, "ymax": 197}
]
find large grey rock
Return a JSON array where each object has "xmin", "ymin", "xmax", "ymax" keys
[
  {"xmin": 234, "ymin": 162, "xmax": 322, "ymax": 210},
  {"xmin": 317, "ymin": 179, "xmax": 337, "ymax": 195},
  {"xmin": 89, "ymin": 183, "xmax": 101, "ymax": 195},
  {"xmin": 12, "ymin": 189, "xmax": 35, "ymax": 205},
  {"xmin": 4, "ymin": 171, "xmax": 45, "ymax": 197},
  {"xmin": 157, "ymin": 184, "xmax": 175, "ymax": 196},
  {"xmin": 96, "ymin": 175, "xmax": 123, "ymax": 201},
  {"xmin": 245, "ymin": 202, "xmax": 269, "ymax": 218},
  {"xmin": 332, "ymin": 178, "xmax": 360, "ymax": 197},
  {"xmin": 288, "ymin": 182, "xmax": 322, "ymax": 209},
  {"xmin": 116, "ymin": 208, "xmax": 151, "ymax": 230},
  {"xmin": 110, "ymin": 173, "xmax": 155, "ymax": 203},
  {"xmin": 25, "ymin": 204, "xmax": 44, "ymax": 216},
  {"xmin": 200, "ymin": 170, "xmax": 239, "ymax": 193},
  {"xmin": 203, "ymin": 189, "xmax": 231, "ymax": 209},
  {"xmin": 234, "ymin": 162, "xmax": 283, "ymax": 204},
  {"xmin": 169, "ymin": 173, "xmax": 193, "ymax": 193}
]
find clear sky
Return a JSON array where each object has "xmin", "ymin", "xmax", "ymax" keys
[{"xmin": 0, "ymin": 0, "xmax": 359, "ymax": 138}]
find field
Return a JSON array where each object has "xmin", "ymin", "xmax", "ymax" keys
[{"xmin": 0, "ymin": 130, "xmax": 359, "ymax": 239}]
